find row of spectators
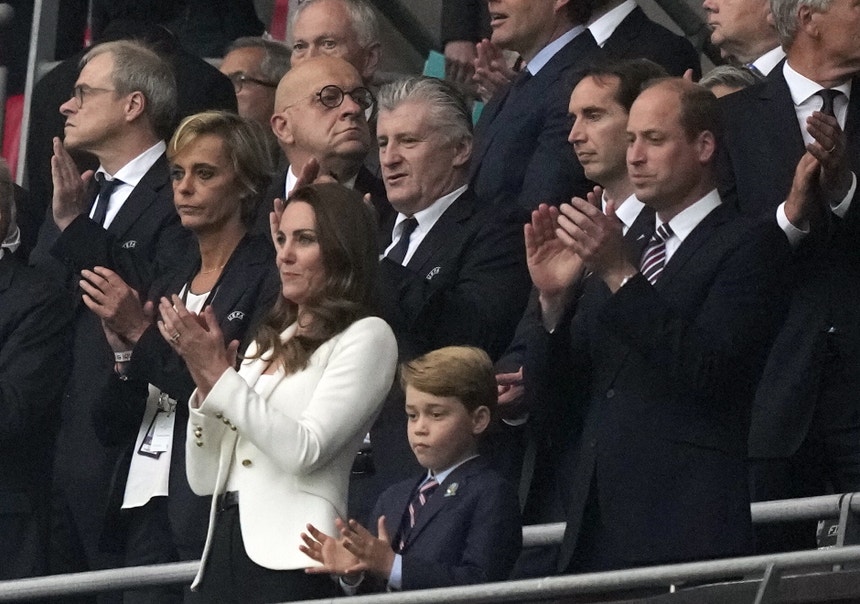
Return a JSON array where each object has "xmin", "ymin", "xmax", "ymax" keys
[{"xmin": 0, "ymin": 0, "xmax": 858, "ymax": 602}]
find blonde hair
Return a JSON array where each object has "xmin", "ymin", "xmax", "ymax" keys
[{"xmin": 400, "ymin": 346, "xmax": 496, "ymax": 414}]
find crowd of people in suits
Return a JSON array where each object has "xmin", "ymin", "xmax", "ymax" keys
[{"xmin": 1, "ymin": 0, "xmax": 859, "ymax": 601}]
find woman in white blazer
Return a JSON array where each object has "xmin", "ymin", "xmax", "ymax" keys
[{"xmin": 157, "ymin": 182, "xmax": 398, "ymax": 602}]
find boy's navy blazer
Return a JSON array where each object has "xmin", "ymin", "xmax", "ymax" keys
[{"xmin": 371, "ymin": 457, "xmax": 522, "ymax": 591}]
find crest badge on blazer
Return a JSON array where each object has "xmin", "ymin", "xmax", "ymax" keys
[
  {"xmin": 121, "ymin": 240, "xmax": 137, "ymax": 249},
  {"xmin": 426, "ymin": 266, "xmax": 441, "ymax": 280},
  {"xmin": 227, "ymin": 311, "xmax": 246, "ymax": 322}
]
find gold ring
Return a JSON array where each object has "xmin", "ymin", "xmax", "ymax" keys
[{"xmin": 170, "ymin": 332, "xmax": 181, "ymax": 342}]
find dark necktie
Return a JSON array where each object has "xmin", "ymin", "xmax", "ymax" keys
[
  {"xmin": 639, "ymin": 222, "xmax": 674, "ymax": 285},
  {"xmin": 744, "ymin": 63, "xmax": 764, "ymax": 80},
  {"xmin": 398, "ymin": 477, "xmax": 439, "ymax": 551},
  {"xmin": 91, "ymin": 173, "xmax": 123, "ymax": 226},
  {"xmin": 387, "ymin": 217, "xmax": 418, "ymax": 265},
  {"xmin": 817, "ymin": 89, "xmax": 842, "ymax": 119}
]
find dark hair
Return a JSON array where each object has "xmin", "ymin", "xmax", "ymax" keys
[
  {"xmin": 400, "ymin": 346, "xmax": 497, "ymax": 415},
  {"xmin": 582, "ymin": 58, "xmax": 669, "ymax": 113},
  {"xmin": 168, "ymin": 111, "xmax": 274, "ymax": 227},
  {"xmin": 250, "ymin": 182, "xmax": 379, "ymax": 373}
]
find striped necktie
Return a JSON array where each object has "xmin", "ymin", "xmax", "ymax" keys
[
  {"xmin": 639, "ymin": 222, "xmax": 674, "ymax": 285},
  {"xmin": 398, "ymin": 477, "xmax": 439, "ymax": 550}
]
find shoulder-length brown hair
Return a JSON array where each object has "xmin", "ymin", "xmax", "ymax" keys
[{"xmin": 249, "ymin": 182, "xmax": 380, "ymax": 373}]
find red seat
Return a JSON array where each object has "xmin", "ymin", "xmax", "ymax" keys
[{"xmin": 2, "ymin": 93, "xmax": 23, "ymax": 175}]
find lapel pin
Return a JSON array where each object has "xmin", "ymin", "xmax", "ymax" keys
[{"xmin": 444, "ymin": 482, "xmax": 459, "ymax": 497}]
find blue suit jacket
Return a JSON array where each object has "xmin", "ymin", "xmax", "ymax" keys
[
  {"xmin": 470, "ymin": 31, "xmax": 601, "ymax": 218},
  {"xmin": 371, "ymin": 457, "xmax": 522, "ymax": 590},
  {"xmin": 530, "ymin": 204, "xmax": 791, "ymax": 571}
]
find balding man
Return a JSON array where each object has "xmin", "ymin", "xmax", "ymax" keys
[
  {"xmin": 527, "ymin": 79, "xmax": 789, "ymax": 573},
  {"xmin": 289, "ymin": 0, "xmax": 381, "ymax": 85},
  {"xmin": 257, "ymin": 56, "xmax": 388, "ymax": 235}
]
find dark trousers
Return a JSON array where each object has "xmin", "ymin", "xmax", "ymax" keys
[
  {"xmin": 122, "ymin": 497, "xmax": 204, "ymax": 604},
  {"xmin": 196, "ymin": 506, "xmax": 337, "ymax": 603}
]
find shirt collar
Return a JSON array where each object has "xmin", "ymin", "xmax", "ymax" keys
[
  {"xmin": 603, "ymin": 192, "xmax": 644, "ymax": 234},
  {"xmin": 526, "ymin": 26, "xmax": 586, "ymax": 75},
  {"xmin": 425, "ymin": 454, "xmax": 479, "ymax": 486},
  {"xmin": 783, "ymin": 61, "xmax": 852, "ymax": 107},
  {"xmin": 587, "ymin": 0, "xmax": 637, "ymax": 47},
  {"xmin": 752, "ymin": 46, "xmax": 785, "ymax": 76},
  {"xmin": 394, "ymin": 184, "xmax": 467, "ymax": 232},
  {"xmin": 663, "ymin": 188, "xmax": 722, "ymax": 243},
  {"xmin": 98, "ymin": 140, "xmax": 166, "ymax": 186}
]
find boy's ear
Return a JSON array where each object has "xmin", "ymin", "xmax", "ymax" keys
[{"xmin": 471, "ymin": 406, "xmax": 491, "ymax": 435}]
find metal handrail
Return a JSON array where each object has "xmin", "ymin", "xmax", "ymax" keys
[{"xmin": 0, "ymin": 493, "xmax": 858, "ymax": 601}]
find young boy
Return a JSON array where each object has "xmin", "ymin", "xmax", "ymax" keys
[{"xmin": 300, "ymin": 346, "xmax": 522, "ymax": 591}]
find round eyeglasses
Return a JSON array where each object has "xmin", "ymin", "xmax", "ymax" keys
[{"xmin": 316, "ymin": 85, "xmax": 376, "ymax": 114}]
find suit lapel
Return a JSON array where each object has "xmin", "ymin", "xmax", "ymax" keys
[
  {"xmin": 107, "ymin": 154, "xmax": 170, "ymax": 239},
  {"xmin": 402, "ymin": 458, "xmax": 483, "ymax": 550},
  {"xmin": 761, "ymin": 71, "xmax": 806, "ymax": 168},
  {"xmin": 405, "ymin": 190, "xmax": 475, "ymax": 273},
  {"xmin": 624, "ymin": 205, "xmax": 655, "ymax": 262},
  {"xmin": 657, "ymin": 204, "xmax": 732, "ymax": 288}
]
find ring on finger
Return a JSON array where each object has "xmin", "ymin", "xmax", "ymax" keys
[
  {"xmin": 170, "ymin": 331, "xmax": 181, "ymax": 343},
  {"xmin": 826, "ymin": 144, "xmax": 837, "ymax": 153}
]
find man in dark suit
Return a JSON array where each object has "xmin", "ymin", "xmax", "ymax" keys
[
  {"xmin": 590, "ymin": 0, "xmax": 701, "ymax": 78},
  {"xmin": 23, "ymin": 19, "xmax": 236, "ymax": 256},
  {"xmin": 471, "ymin": 0, "xmax": 601, "ymax": 217},
  {"xmin": 348, "ymin": 76, "xmax": 531, "ymax": 522},
  {"xmin": 29, "ymin": 40, "xmax": 190, "ymax": 588},
  {"xmin": 719, "ymin": 0, "xmax": 860, "ymax": 551},
  {"xmin": 264, "ymin": 56, "xmax": 389, "ymax": 238},
  {"xmin": 491, "ymin": 60, "xmax": 667, "ymax": 559},
  {"xmin": 527, "ymin": 79, "xmax": 789, "ymax": 573},
  {"xmin": 0, "ymin": 160, "xmax": 74, "ymax": 580}
]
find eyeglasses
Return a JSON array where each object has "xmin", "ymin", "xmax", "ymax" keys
[
  {"xmin": 317, "ymin": 85, "xmax": 376, "ymax": 113},
  {"xmin": 72, "ymin": 85, "xmax": 116, "ymax": 108},
  {"xmin": 228, "ymin": 73, "xmax": 278, "ymax": 93}
]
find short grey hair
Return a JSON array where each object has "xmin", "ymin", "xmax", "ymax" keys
[
  {"xmin": 377, "ymin": 77, "xmax": 473, "ymax": 146},
  {"xmin": 82, "ymin": 40, "xmax": 178, "ymax": 141},
  {"xmin": 770, "ymin": 0, "xmax": 833, "ymax": 46},
  {"xmin": 225, "ymin": 37, "xmax": 292, "ymax": 83},
  {"xmin": 289, "ymin": 0, "xmax": 380, "ymax": 48},
  {"xmin": 699, "ymin": 65, "xmax": 758, "ymax": 91}
]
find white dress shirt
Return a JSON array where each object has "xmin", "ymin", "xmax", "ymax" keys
[
  {"xmin": 384, "ymin": 185, "xmax": 467, "ymax": 265},
  {"xmin": 92, "ymin": 141, "xmax": 165, "ymax": 228}
]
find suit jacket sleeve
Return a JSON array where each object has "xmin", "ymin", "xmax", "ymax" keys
[
  {"xmin": 50, "ymin": 213, "xmax": 190, "ymax": 294},
  {"xmin": 0, "ymin": 262, "xmax": 74, "ymax": 446}
]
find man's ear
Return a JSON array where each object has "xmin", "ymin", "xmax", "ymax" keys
[
  {"xmin": 124, "ymin": 91, "xmax": 146, "ymax": 122},
  {"xmin": 271, "ymin": 111, "xmax": 295, "ymax": 146},
  {"xmin": 471, "ymin": 405, "xmax": 491, "ymax": 435},
  {"xmin": 361, "ymin": 42, "xmax": 381, "ymax": 83},
  {"xmin": 696, "ymin": 130, "xmax": 716, "ymax": 165},
  {"xmin": 451, "ymin": 136, "xmax": 473, "ymax": 169}
]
